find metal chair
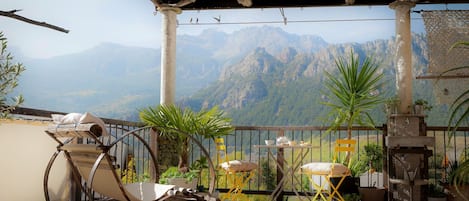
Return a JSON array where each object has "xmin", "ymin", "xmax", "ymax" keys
[
  {"xmin": 301, "ymin": 139, "xmax": 357, "ymax": 201},
  {"xmin": 215, "ymin": 138, "xmax": 257, "ymax": 201},
  {"xmin": 43, "ymin": 123, "xmax": 174, "ymax": 201}
]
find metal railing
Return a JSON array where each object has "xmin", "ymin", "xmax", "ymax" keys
[{"xmin": 11, "ymin": 107, "xmax": 469, "ymax": 200}]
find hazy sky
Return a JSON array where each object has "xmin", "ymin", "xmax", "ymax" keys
[{"xmin": 1, "ymin": 0, "xmax": 467, "ymax": 58}]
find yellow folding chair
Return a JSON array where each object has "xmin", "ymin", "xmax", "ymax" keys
[
  {"xmin": 301, "ymin": 139, "xmax": 356, "ymax": 201},
  {"xmin": 215, "ymin": 138, "xmax": 257, "ymax": 201}
]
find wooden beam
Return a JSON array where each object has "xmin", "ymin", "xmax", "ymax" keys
[
  {"xmin": 0, "ymin": 9, "xmax": 69, "ymax": 33},
  {"xmin": 416, "ymin": 74, "xmax": 469, "ymax": 79}
]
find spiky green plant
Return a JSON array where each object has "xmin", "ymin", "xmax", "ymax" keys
[
  {"xmin": 440, "ymin": 41, "xmax": 469, "ymax": 201},
  {"xmin": 139, "ymin": 104, "xmax": 233, "ymax": 169},
  {"xmin": 322, "ymin": 50, "xmax": 385, "ymax": 140}
]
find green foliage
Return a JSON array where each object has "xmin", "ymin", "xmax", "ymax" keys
[
  {"xmin": 190, "ymin": 156, "xmax": 208, "ymax": 186},
  {"xmin": 460, "ymin": 147, "xmax": 469, "ymax": 163},
  {"xmin": 414, "ymin": 98, "xmax": 432, "ymax": 111},
  {"xmin": 363, "ymin": 143, "xmax": 383, "ymax": 172},
  {"xmin": 349, "ymin": 156, "xmax": 367, "ymax": 177},
  {"xmin": 139, "ymin": 104, "xmax": 233, "ymax": 168},
  {"xmin": 159, "ymin": 166, "xmax": 198, "ymax": 184},
  {"xmin": 322, "ymin": 50, "xmax": 385, "ymax": 139},
  {"xmin": 190, "ymin": 156, "xmax": 209, "ymax": 171},
  {"xmin": 349, "ymin": 143, "xmax": 383, "ymax": 177},
  {"xmin": 0, "ymin": 32, "xmax": 25, "ymax": 118},
  {"xmin": 140, "ymin": 104, "xmax": 234, "ymax": 140},
  {"xmin": 260, "ymin": 159, "xmax": 276, "ymax": 190},
  {"xmin": 447, "ymin": 160, "xmax": 469, "ymax": 185}
]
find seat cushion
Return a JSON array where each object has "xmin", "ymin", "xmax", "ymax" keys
[
  {"xmin": 220, "ymin": 160, "xmax": 257, "ymax": 172},
  {"xmin": 301, "ymin": 162, "xmax": 349, "ymax": 176},
  {"xmin": 125, "ymin": 182, "xmax": 175, "ymax": 201}
]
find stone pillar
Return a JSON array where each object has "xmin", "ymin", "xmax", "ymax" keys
[
  {"xmin": 390, "ymin": 1, "xmax": 415, "ymax": 114},
  {"xmin": 159, "ymin": 6, "xmax": 181, "ymax": 105}
]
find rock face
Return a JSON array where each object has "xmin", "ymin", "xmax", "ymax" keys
[{"xmin": 16, "ymin": 25, "xmax": 432, "ymax": 125}]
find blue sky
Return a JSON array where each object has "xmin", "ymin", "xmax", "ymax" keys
[{"xmin": 1, "ymin": 0, "xmax": 467, "ymax": 58}]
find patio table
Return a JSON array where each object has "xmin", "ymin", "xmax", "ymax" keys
[{"xmin": 254, "ymin": 143, "xmax": 317, "ymax": 201}]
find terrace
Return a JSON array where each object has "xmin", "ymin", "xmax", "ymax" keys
[
  {"xmin": 1, "ymin": 107, "xmax": 468, "ymax": 200},
  {"xmin": 1, "ymin": 1, "xmax": 468, "ymax": 201}
]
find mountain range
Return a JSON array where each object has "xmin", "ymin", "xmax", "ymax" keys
[{"xmin": 12, "ymin": 26, "xmax": 446, "ymax": 126}]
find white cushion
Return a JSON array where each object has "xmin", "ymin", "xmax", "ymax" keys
[
  {"xmin": 79, "ymin": 112, "xmax": 109, "ymax": 136},
  {"xmin": 51, "ymin": 114, "xmax": 65, "ymax": 123},
  {"xmin": 221, "ymin": 160, "xmax": 257, "ymax": 172},
  {"xmin": 301, "ymin": 162, "xmax": 349, "ymax": 176},
  {"xmin": 60, "ymin": 113, "xmax": 83, "ymax": 124}
]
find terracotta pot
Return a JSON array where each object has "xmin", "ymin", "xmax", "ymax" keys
[{"xmin": 167, "ymin": 178, "xmax": 198, "ymax": 189}]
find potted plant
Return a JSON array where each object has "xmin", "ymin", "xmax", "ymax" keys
[
  {"xmin": 413, "ymin": 98, "xmax": 432, "ymax": 115},
  {"xmin": 443, "ymin": 160, "xmax": 469, "ymax": 201},
  {"xmin": 357, "ymin": 144, "xmax": 386, "ymax": 201},
  {"xmin": 428, "ymin": 183, "xmax": 447, "ymax": 201},
  {"xmin": 159, "ymin": 157, "xmax": 210, "ymax": 190},
  {"xmin": 159, "ymin": 166, "xmax": 199, "ymax": 189},
  {"xmin": 385, "ymin": 96, "xmax": 400, "ymax": 116},
  {"xmin": 139, "ymin": 104, "xmax": 233, "ymax": 173},
  {"xmin": 322, "ymin": 50, "xmax": 385, "ymax": 141},
  {"xmin": 322, "ymin": 50, "xmax": 385, "ymax": 198}
]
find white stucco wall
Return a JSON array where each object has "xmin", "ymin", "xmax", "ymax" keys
[{"xmin": 0, "ymin": 120, "xmax": 70, "ymax": 201}]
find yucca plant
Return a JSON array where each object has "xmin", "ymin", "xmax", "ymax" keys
[
  {"xmin": 322, "ymin": 50, "xmax": 385, "ymax": 140},
  {"xmin": 139, "ymin": 104, "xmax": 233, "ymax": 170}
]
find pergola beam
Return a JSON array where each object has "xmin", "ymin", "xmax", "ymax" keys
[{"xmin": 0, "ymin": 9, "xmax": 69, "ymax": 33}]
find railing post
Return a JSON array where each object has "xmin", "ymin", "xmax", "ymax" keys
[
  {"xmin": 276, "ymin": 129, "xmax": 285, "ymax": 201},
  {"xmin": 150, "ymin": 128, "xmax": 159, "ymax": 182}
]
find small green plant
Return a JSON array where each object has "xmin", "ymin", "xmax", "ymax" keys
[
  {"xmin": 349, "ymin": 156, "xmax": 367, "ymax": 177},
  {"xmin": 363, "ymin": 144, "xmax": 383, "ymax": 172},
  {"xmin": 414, "ymin": 99, "xmax": 432, "ymax": 111},
  {"xmin": 384, "ymin": 96, "xmax": 400, "ymax": 115},
  {"xmin": 159, "ymin": 166, "xmax": 198, "ymax": 184},
  {"xmin": 446, "ymin": 160, "xmax": 469, "ymax": 185}
]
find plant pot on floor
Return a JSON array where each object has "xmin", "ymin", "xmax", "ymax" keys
[
  {"xmin": 167, "ymin": 178, "xmax": 198, "ymax": 189},
  {"xmin": 428, "ymin": 197, "xmax": 447, "ymax": 201},
  {"xmin": 444, "ymin": 185, "xmax": 469, "ymax": 201},
  {"xmin": 330, "ymin": 176, "xmax": 359, "ymax": 196},
  {"xmin": 358, "ymin": 187, "xmax": 386, "ymax": 201}
]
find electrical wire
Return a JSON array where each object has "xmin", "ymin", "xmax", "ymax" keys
[{"xmin": 178, "ymin": 17, "xmax": 423, "ymax": 26}]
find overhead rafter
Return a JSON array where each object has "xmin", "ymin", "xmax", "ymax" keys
[
  {"xmin": 0, "ymin": 9, "xmax": 69, "ymax": 33},
  {"xmin": 173, "ymin": 0, "xmax": 469, "ymax": 10}
]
